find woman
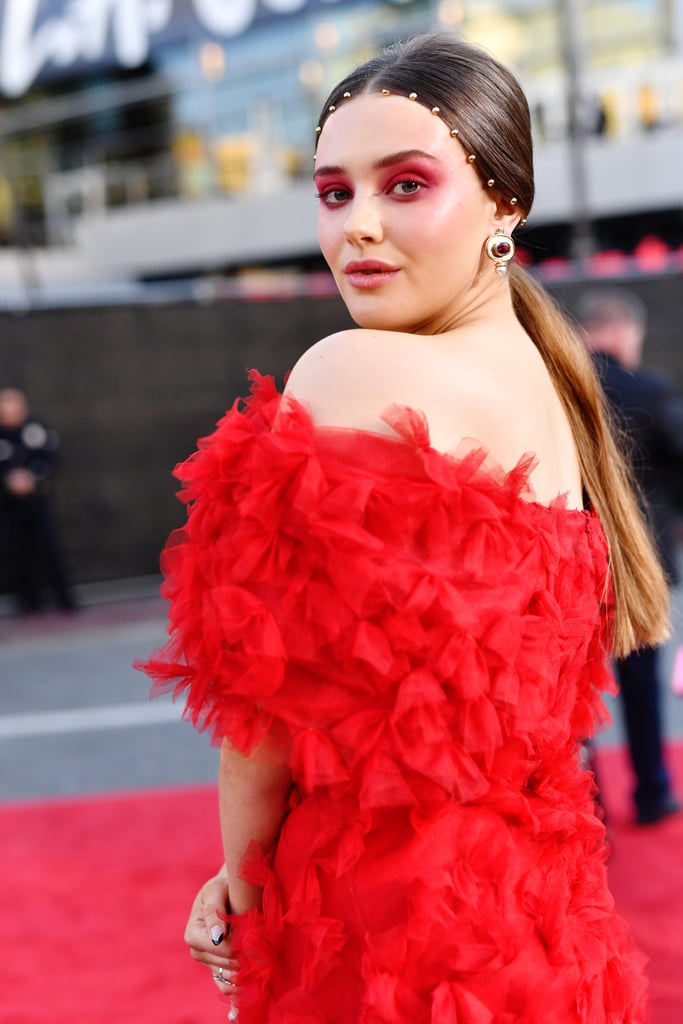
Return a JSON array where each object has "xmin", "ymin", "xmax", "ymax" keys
[{"xmin": 141, "ymin": 34, "xmax": 669, "ymax": 1023}]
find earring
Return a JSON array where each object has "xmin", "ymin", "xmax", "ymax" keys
[{"xmin": 485, "ymin": 229, "xmax": 515, "ymax": 275}]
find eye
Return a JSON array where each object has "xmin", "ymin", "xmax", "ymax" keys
[
  {"xmin": 316, "ymin": 188, "xmax": 351, "ymax": 207},
  {"xmin": 391, "ymin": 180, "xmax": 422, "ymax": 197}
]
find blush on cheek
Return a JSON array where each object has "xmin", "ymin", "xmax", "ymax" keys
[{"xmin": 317, "ymin": 229, "xmax": 334, "ymax": 266}]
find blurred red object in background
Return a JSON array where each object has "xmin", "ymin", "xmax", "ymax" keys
[{"xmin": 633, "ymin": 235, "xmax": 671, "ymax": 272}]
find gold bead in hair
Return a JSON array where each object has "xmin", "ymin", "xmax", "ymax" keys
[
  {"xmin": 363, "ymin": 88, "xmax": 487, "ymax": 173},
  {"xmin": 343, "ymin": 91, "xmax": 351, "ymax": 99},
  {"xmin": 328, "ymin": 105, "xmax": 336, "ymax": 112},
  {"xmin": 487, "ymin": 179, "xmax": 495, "ymax": 187},
  {"xmin": 510, "ymin": 197, "xmax": 518, "ymax": 205},
  {"xmin": 315, "ymin": 126, "xmax": 322, "ymax": 135}
]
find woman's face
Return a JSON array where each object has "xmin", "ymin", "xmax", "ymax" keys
[{"xmin": 314, "ymin": 92, "xmax": 504, "ymax": 334}]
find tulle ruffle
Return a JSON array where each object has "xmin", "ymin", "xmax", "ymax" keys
[{"xmin": 140, "ymin": 371, "xmax": 646, "ymax": 1022}]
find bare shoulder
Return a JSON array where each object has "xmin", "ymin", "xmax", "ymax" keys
[
  {"xmin": 283, "ymin": 325, "xmax": 505, "ymax": 437},
  {"xmin": 284, "ymin": 328, "xmax": 412, "ymax": 431},
  {"xmin": 282, "ymin": 322, "xmax": 582, "ymax": 505},
  {"xmin": 286, "ymin": 328, "xmax": 398, "ymax": 392}
]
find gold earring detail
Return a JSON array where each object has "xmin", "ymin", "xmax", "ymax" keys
[{"xmin": 485, "ymin": 229, "xmax": 515, "ymax": 275}]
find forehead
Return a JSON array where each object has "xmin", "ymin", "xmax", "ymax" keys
[{"xmin": 315, "ymin": 93, "xmax": 456, "ymax": 167}]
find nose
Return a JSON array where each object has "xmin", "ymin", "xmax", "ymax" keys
[{"xmin": 343, "ymin": 193, "xmax": 383, "ymax": 245}]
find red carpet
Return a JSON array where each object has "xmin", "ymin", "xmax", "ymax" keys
[
  {"xmin": 593, "ymin": 741, "xmax": 683, "ymax": 1024},
  {"xmin": 0, "ymin": 745, "xmax": 681, "ymax": 1024},
  {"xmin": 0, "ymin": 785, "xmax": 225, "ymax": 1024}
]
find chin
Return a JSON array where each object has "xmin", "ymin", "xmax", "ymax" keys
[
  {"xmin": 353, "ymin": 315, "xmax": 406, "ymax": 331},
  {"xmin": 346, "ymin": 304, "xmax": 412, "ymax": 333}
]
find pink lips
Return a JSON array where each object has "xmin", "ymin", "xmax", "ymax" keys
[{"xmin": 343, "ymin": 260, "xmax": 399, "ymax": 289}]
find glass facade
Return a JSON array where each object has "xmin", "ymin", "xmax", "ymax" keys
[{"xmin": 0, "ymin": 0, "xmax": 679, "ymax": 252}]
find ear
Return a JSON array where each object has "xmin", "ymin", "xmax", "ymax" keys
[{"xmin": 489, "ymin": 195, "xmax": 523, "ymax": 235}]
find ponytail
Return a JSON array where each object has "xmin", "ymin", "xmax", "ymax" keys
[{"xmin": 509, "ymin": 264, "xmax": 670, "ymax": 656}]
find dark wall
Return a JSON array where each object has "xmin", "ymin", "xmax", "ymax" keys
[
  {"xmin": 0, "ymin": 272, "xmax": 681, "ymax": 591},
  {"xmin": 0, "ymin": 296, "xmax": 353, "ymax": 590}
]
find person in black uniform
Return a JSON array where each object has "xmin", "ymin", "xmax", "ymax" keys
[
  {"xmin": 0, "ymin": 387, "xmax": 75, "ymax": 613},
  {"xmin": 579, "ymin": 288, "xmax": 683, "ymax": 824}
]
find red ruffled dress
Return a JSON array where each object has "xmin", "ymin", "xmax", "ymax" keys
[{"xmin": 141, "ymin": 372, "xmax": 648, "ymax": 1023}]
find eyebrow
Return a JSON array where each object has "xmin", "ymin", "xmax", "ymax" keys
[{"xmin": 313, "ymin": 148, "xmax": 439, "ymax": 179}]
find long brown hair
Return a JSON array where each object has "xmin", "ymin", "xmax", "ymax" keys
[{"xmin": 318, "ymin": 34, "xmax": 669, "ymax": 655}]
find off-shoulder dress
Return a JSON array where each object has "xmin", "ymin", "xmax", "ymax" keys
[{"xmin": 141, "ymin": 372, "xmax": 647, "ymax": 1024}]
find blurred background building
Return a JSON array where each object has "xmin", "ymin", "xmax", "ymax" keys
[
  {"xmin": 0, "ymin": 0, "xmax": 681, "ymax": 596},
  {"xmin": 0, "ymin": 0, "xmax": 681, "ymax": 293}
]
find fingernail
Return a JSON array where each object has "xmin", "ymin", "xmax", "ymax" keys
[{"xmin": 211, "ymin": 925, "xmax": 224, "ymax": 945}]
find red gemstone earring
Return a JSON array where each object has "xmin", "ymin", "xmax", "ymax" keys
[{"xmin": 485, "ymin": 229, "xmax": 515, "ymax": 275}]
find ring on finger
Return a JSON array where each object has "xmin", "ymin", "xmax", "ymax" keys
[{"xmin": 214, "ymin": 966, "xmax": 236, "ymax": 987}]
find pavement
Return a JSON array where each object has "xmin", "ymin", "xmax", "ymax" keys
[
  {"xmin": 0, "ymin": 578, "xmax": 219, "ymax": 803},
  {"xmin": 0, "ymin": 569, "xmax": 682, "ymax": 805}
]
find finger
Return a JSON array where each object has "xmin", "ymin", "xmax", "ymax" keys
[
  {"xmin": 209, "ymin": 917, "xmax": 232, "ymax": 948},
  {"xmin": 186, "ymin": 922, "xmax": 234, "ymax": 961},
  {"xmin": 185, "ymin": 909, "xmax": 232, "ymax": 956},
  {"xmin": 203, "ymin": 876, "xmax": 231, "ymax": 947},
  {"xmin": 189, "ymin": 947, "xmax": 238, "ymax": 970},
  {"xmin": 211, "ymin": 965, "xmax": 238, "ymax": 994}
]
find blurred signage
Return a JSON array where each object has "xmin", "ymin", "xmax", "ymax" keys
[{"xmin": 0, "ymin": 0, "xmax": 352, "ymax": 97}]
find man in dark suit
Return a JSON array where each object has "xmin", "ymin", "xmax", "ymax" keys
[
  {"xmin": 579, "ymin": 288, "xmax": 682, "ymax": 824},
  {"xmin": 0, "ymin": 387, "xmax": 75, "ymax": 613}
]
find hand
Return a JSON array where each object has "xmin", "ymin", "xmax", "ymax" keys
[{"xmin": 184, "ymin": 864, "xmax": 238, "ymax": 994}]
